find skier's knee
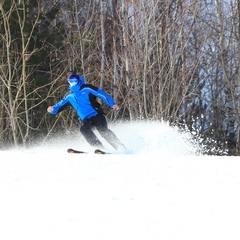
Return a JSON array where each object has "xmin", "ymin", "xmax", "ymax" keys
[{"xmin": 80, "ymin": 125, "xmax": 88, "ymax": 135}]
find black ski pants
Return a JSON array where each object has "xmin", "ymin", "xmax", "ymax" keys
[{"xmin": 80, "ymin": 113, "xmax": 123, "ymax": 150}]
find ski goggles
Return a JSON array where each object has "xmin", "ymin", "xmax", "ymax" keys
[{"xmin": 68, "ymin": 76, "xmax": 78, "ymax": 86}]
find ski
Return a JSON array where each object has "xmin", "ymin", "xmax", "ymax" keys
[
  {"xmin": 67, "ymin": 148, "xmax": 110, "ymax": 154},
  {"xmin": 94, "ymin": 149, "xmax": 110, "ymax": 155},
  {"xmin": 67, "ymin": 148, "xmax": 87, "ymax": 154}
]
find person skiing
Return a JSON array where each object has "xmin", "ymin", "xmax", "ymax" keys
[{"xmin": 47, "ymin": 72, "xmax": 125, "ymax": 151}]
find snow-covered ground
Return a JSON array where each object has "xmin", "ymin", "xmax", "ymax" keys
[{"xmin": 0, "ymin": 122, "xmax": 240, "ymax": 240}]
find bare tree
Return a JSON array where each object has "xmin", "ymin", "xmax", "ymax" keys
[
  {"xmin": 0, "ymin": 0, "xmax": 66, "ymax": 147},
  {"xmin": 0, "ymin": 1, "xmax": 42, "ymax": 146}
]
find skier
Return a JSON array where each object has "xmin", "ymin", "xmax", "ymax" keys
[{"xmin": 47, "ymin": 72, "xmax": 125, "ymax": 151}]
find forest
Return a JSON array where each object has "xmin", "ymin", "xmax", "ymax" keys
[{"xmin": 0, "ymin": 0, "xmax": 239, "ymax": 155}]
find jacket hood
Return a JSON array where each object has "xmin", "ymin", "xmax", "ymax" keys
[{"xmin": 69, "ymin": 75, "xmax": 85, "ymax": 92}]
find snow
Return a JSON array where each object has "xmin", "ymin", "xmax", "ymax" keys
[{"xmin": 0, "ymin": 122, "xmax": 240, "ymax": 240}]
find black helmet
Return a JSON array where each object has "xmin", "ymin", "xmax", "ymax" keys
[{"xmin": 67, "ymin": 71, "xmax": 76, "ymax": 79}]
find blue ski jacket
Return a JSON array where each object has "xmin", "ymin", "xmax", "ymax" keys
[{"xmin": 49, "ymin": 79, "xmax": 115, "ymax": 120}]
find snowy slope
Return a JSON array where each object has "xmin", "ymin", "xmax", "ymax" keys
[{"xmin": 0, "ymin": 122, "xmax": 240, "ymax": 240}]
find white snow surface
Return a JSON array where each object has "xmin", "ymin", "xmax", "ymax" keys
[{"xmin": 0, "ymin": 122, "xmax": 240, "ymax": 240}]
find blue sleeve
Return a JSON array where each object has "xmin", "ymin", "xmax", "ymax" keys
[
  {"xmin": 82, "ymin": 85, "xmax": 115, "ymax": 107},
  {"xmin": 49, "ymin": 96, "xmax": 70, "ymax": 114},
  {"xmin": 95, "ymin": 88, "xmax": 115, "ymax": 107}
]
